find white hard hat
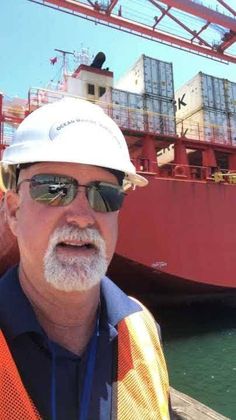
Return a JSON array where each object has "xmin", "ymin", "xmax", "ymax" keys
[{"xmin": 0, "ymin": 97, "xmax": 147, "ymax": 189}]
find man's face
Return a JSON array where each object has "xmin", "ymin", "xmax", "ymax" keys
[{"xmin": 6, "ymin": 162, "xmax": 119, "ymax": 292}]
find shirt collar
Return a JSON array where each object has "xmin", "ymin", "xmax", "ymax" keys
[
  {"xmin": 0, "ymin": 267, "xmax": 141, "ymax": 343},
  {"xmin": 100, "ymin": 276, "xmax": 141, "ymax": 340},
  {"xmin": 0, "ymin": 266, "xmax": 43, "ymax": 341}
]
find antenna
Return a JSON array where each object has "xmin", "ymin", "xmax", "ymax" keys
[{"xmin": 54, "ymin": 48, "xmax": 74, "ymax": 78}]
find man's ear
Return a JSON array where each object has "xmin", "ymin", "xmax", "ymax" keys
[{"xmin": 4, "ymin": 191, "xmax": 20, "ymax": 237}]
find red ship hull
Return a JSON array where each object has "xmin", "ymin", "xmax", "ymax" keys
[
  {"xmin": 109, "ymin": 174, "xmax": 236, "ymax": 299},
  {"xmin": 1, "ymin": 175, "xmax": 236, "ymax": 301}
]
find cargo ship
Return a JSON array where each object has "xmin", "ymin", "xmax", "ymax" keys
[{"xmin": 1, "ymin": 51, "xmax": 236, "ymax": 302}]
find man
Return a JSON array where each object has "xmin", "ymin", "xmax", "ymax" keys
[{"xmin": 0, "ymin": 97, "xmax": 171, "ymax": 419}]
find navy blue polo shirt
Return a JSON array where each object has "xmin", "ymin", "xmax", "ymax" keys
[{"xmin": 0, "ymin": 266, "xmax": 141, "ymax": 420}]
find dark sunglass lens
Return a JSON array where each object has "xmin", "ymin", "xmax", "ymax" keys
[
  {"xmin": 30, "ymin": 175, "xmax": 77, "ymax": 206},
  {"xmin": 87, "ymin": 183, "xmax": 125, "ymax": 212}
]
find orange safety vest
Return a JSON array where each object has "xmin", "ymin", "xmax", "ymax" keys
[{"xmin": 0, "ymin": 305, "xmax": 170, "ymax": 420}]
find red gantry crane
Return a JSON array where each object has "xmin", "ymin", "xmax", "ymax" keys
[{"xmin": 27, "ymin": 0, "xmax": 236, "ymax": 63}]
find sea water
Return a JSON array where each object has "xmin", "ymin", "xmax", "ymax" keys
[{"xmin": 153, "ymin": 300, "xmax": 236, "ymax": 419}]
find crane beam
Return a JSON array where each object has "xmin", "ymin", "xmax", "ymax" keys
[
  {"xmin": 191, "ymin": 22, "xmax": 210, "ymax": 43},
  {"xmin": 27, "ymin": 0, "xmax": 236, "ymax": 63},
  {"xmin": 217, "ymin": 0, "xmax": 236, "ymax": 18},
  {"xmin": 153, "ymin": 6, "xmax": 170, "ymax": 29},
  {"xmin": 107, "ymin": 0, "xmax": 119, "ymax": 15},
  {"xmin": 148, "ymin": 0, "xmax": 212, "ymax": 49},
  {"xmin": 159, "ymin": 0, "xmax": 236, "ymax": 32}
]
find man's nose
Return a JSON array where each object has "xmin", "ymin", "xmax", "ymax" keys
[{"xmin": 64, "ymin": 187, "xmax": 96, "ymax": 228}]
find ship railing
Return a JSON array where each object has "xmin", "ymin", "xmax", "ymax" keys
[
  {"xmin": 1, "ymin": 96, "xmax": 28, "ymax": 121},
  {"xmin": 131, "ymin": 159, "xmax": 236, "ymax": 183},
  {"xmin": 0, "ymin": 93, "xmax": 28, "ymax": 150},
  {"xmin": 1, "ymin": 88, "xmax": 233, "ymax": 151},
  {"xmin": 159, "ymin": 162, "xmax": 206, "ymax": 180},
  {"xmin": 28, "ymin": 87, "xmax": 81, "ymax": 113},
  {"xmin": 28, "ymin": 88, "xmax": 236, "ymax": 145},
  {"xmin": 176, "ymin": 117, "xmax": 235, "ymax": 145},
  {"xmin": 29, "ymin": 88, "xmax": 177, "ymax": 136},
  {"xmin": 98, "ymin": 99, "xmax": 176, "ymax": 137}
]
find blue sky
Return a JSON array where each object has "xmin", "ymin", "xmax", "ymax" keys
[{"xmin": 1, "ymin": 0, "xmax": 236, "ymax": 98}]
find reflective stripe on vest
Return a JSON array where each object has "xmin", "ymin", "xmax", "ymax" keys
[
  {"xmin": 0, "ymin": 305, "xmax": 170, "ymax": 420},
  {"xmin": 115, "ymin": 303, "xmax": 170, "ymax": 420},
  {"xmin": 0, "ymin": 330, "xmax": 40, "ymax": 419}
]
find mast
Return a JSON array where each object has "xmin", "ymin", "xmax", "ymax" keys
[{"xmin": 54, "ymin": 48, "xmax": 74, "ymax": 86}]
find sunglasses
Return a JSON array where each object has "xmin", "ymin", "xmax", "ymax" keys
[{"xmin": 16, "ymin": 174, "xmax": 126, "ymax": 213}]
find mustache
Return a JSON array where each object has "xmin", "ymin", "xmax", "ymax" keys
[{"xmin": 48, "ymin": 225, "xmax": 105, "ymax": 250}]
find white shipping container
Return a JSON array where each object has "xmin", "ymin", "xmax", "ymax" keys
[
  {"xmin": 115, "ymin": 55, "xmax": 174, "ymax": 99},
  {"xmin": 176, "ymin": 109, "xmax": 229, "ymax": 144},
  {"xmin": 98, "ymin": 88, "xmax": 144, "ymax": 131},
  {"xmin": 175, "ymin": 72, "xmax": 227, "ymax": 119},
  {"xmin": 157, "ymin": 144, "xmax": 175, "ymax": 166},
  {"xmin": 110, "ymin": 89, "xmax": 128, "ymax": 128},
  {"xmin": 225, "ymin": 80, "xmax": 236, "ymax": 113},
  {"xmin": 144, "ymin": 96, "xmax": 176, "ymax": 136},
  {"xmin": 3, "ymin": 123, "xmax": 17, "ymax": 146},
  {"xmin": 157, "ymin": 145, "xmax": 196, "ymax": 166},
  {"xmin": 128, "ymin": 92, "xmax": 145, "ymax": 131},
  {"xmin": 229, "ymin": 114, "xmax": 236, "ymax": 145}
]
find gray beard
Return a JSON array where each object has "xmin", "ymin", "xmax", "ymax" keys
[{"xmin": 43, "ymin": 225, "xmax": 108, "ymax": 292}]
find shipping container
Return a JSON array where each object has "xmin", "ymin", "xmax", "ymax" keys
[
  {"xmin": 175, "ymin": 72, "xmax": 227, "ymax": 119},
  {"xmin": 157, "ymin": 145, "xmax": 197, "ymax": 167},
  {"xmin": 98, "ymin": 88, "xmax": 145, "ymax": 131},
  {"xmin": 144, "ymin": 95, "xmax": 176, "ymax": 135},
  {"xmin": 157, "ymin": 144, "xmax": 175, "ymax": 166},
  {"xmin": 176, "ymin": 109, "xmax": 230, "ymax": 144},
  {"xmin": 2, "ymin": 123, "xmax": 17, "ymax": 146},
  {"xmin": 225, "ymin": 80, "xmax": 236, "ymax": 113},
  {"xmin": 115, "ymin": 55, "xmax": 174, "ymax": 99}
]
